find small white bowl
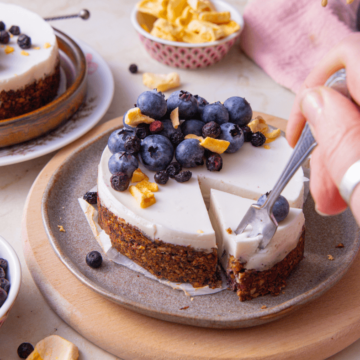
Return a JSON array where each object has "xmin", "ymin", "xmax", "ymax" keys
[
  {"xmin": 0, "ymin": 235, "xmax": 21, "ymax": 329},
  {"xmin": 131, "ymin": 0, "xmax": 244, "ymax": 69}
]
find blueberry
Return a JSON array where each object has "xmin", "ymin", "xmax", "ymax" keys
[
  {"xmin": 202, "ymin": 121, "xmax": 221, "ymax": 138},
  {"xmin": 201, "ymin": 102, "xmax": 229, "ymax": 125},
  {"xmin": 0, "ymin": 22, "xmax": 5, "ymax": 31},
  {"xmin": 83, "ymin": 191, "xmax": 97, "ymax": 205},
  {"xmin": 257, "ymin": 193, "xmax": 290, "ymax": 223},
  {"xmin": 0, "ymin": 258, "xmax": 8, "ymax": 272},
  {"xmin": 242, "ymin": 125, "xmax": 252, "ymax": 142},
  {"xmin": 111, "ymin": 172, "xmax": 130, "ymax": 191},
  {"xmin": 0, "ymin": 278, "xmax": 10, "ymax": 293},
  {"xmin": 181, "ymin": 119, "xmax": 204, "ymax": 137},
  {"xmin": 135, "ymin": 123, "xmax": 150, "ymax": 139},
  {"xmin": 86, "ymin": 251, "xmax": 102, "ymax": 269},
  {"xmin": 154, "ymin": 170, "xmax": 169, "ymax": 185},
  {"xmin": 129, "ymin": 64, "xmax": 138, "ymax": 74},
  {"xmin": 140, "ymin": 135, "xmax": 174, "ymax": 171},
  {"xmin": 0, "ymin": 267, "xmax": 5, "ymax": 279},
  {"xmin": 108, "ymin": 128, "xmax": 135, "ymax": 154},
  {"xmin": 251, "ymin": 131, "xmax": 266, "ymax": 147},
  {"xmin": 194, "ymin": 95, "xmax": 209, "ymax": 117},
  {"xmin": 0, "ymin": 30, "xmax": 9, "ymax": 44},
  {"xmin": 18, "ymin": 34, "xmax": 31, "ymax": 49},
  {"xmin": 166, "ymin": 162, "xmax": 182, "ymax": 178},
  {"xmin": 17, "ymin": 343, "xmax": 34, "ymax": 359},
  {"xmin": 108, "ymin": 152, "xmax": 138, "ymax": 177},
  {"xmin": 219, "ymin": 123, "xmax": 244, "ymax": 153},
  {"xmin": 174, "ymin": 171, "xmax": 192, "ymax": 183},
  {"xmin": 159, "ymin": 119, "xmax": 184, "ymax": 146},
  {"xmin": 224, "ymin": 96, "xmax": 252, "ymax": 126},
  {"xmin": 137, "ymin": 89, "xmax": 167, "ymax": 119},
  {"xmin": 0, "ymin": 287, "xmax": 7, "ymax": 307},
  {"xmin": 167, "ymin": 90, "xmax": 199, "ymax": 120},
  {"xmin": 206, "ymin": 153, "xmax": 223, "ymax": 171},
  {"xmin": 9, "ymin": 25, "xmax": 20, "ymax": 35},
  {"xmin": 175, "ymin": 139, "xmax": 204, "ymax": 168},
  {"xmin": 124, "ymin": 136, "xmax": 141, "ymax": 154}
]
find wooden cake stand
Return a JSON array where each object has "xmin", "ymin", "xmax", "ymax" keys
[{"xmin": 22, "ymin": 114, "xmax": 360, "ymax": 360}]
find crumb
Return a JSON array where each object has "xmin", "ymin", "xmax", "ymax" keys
[
  {"xmin": 261, "ymin": 305, "xmax": 267, "ymax": 310},
  {"xmin": 57, "ymin": 225, "xmax": 65, "ymax": 232},
  {"xmin": 33, "ymin": 46, "xmax": 40, "ymax": 50},
  {"xmin": 226, "ymin": 228, "xmax": 233, "ymax": 234},
  {"xmin": 180, "ymin": 306, "xmax": 189, "ymax": 310},
  {"xmin": 44, "ymin": 42, "xmax": 51, "ymax": 49},
  {"xmin": 197, "ymin": 230, "xmax": 204, "ymax": 234},
  {"xmin": 190, "ymin": 297, "xmax": 194, "ymax": 301},
  {"xmin": 264, "ymin": 145, "xmax": 271, "ymax": 150},
  {"xmin": 336, "ymin": 243, "xmax": 344, "ymax": 248},
  {"xmin": 20, "ymin": 50, "xmax": 29, "ymax": 56},
  {"xmin": 328, "ymin": 254, "xmax": 334, "ymax": 261},
  {"xmin": 282, "ymin": 291, "xmax": 285, "ymax": 294}
]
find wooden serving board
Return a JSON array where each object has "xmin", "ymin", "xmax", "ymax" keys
[{"xmin": 22, "ymin": 114, "xmax": 360, "ymax": 360}]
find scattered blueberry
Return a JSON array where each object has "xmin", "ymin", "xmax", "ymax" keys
[
  {"xmin": 174, "ymin": 171, "xmax": 192, "ymax": 183},
  {"xmin": 201, "ymin": 102, "xmax": 229, "ymax": 125},
  {"xmin": 135, "ymin": 123, "xmax": 150, "ymax": 139},
  {"xmin": 166, "ymin": 162, "xmax": 182, "ymax": 178},
  {"xmin": 175, "ymin": 139, "xmax": 204, "ymax": 168},
  {"xmin": 194, "ymin": 95, "xmax": 209, "ymax": 118},
  {"xmin": 0, "ymin": 278, "xmax": 10, "ymax": 293},
  {"xmin": 206, "ymin": 153, "xmax": 223, "ymax": 171},
  {"xmin": 0, "ymin": 258, "xmax": 8, "ymax": 272},
  {"xmin": 17, "ymin": 34, "xmax": 31, "ymax": 49},
  {"xmin": 257, "ymin": 193, "xmax": 290, "ymax": 223},
  {"xmin": 154, "ymin": 170, "xmax": 169, "ymax": 185},
  {"xmin": 181, "ymin": 119, "xmax": 204, "ymax": 137},
  {"xmin": 86, "ymin": 251, "xmax": 103, "ymax": 269},
  {"xmin": 140, "ymin": 135, "xmax": 174, "ymax": 171},
  {"xmin": 0, "ymin": 287, "xmax": 7, "ymax": 307},
  {"xmin": 202, "ymin": 121, "xmax": 221, "ymax": 139},
  {"xmin": 129, "ymin": 64, "xmax": 138, "ymax": 74},
  {"xmin": 219, "ymin": 123, "xmax": 244, "ymax": 153},
  {"xmin": 224, "ymin": 96, "xmax": 252, "ymax": 126},
  {"xmin": 108, "ymin": 152, "xmax": 138, "ymax": 177},
  {"xmin": 242, "ymin": 125, "xmax": 253, "ymax": 142},
  {"xmin": 149, "ymin": 120, "xmax": 164, "ymax": 134},
  {"xmin": 108, "ymin": 128, "xmax": 135, "ymax": 154},
  {"xmin": 17, "ymin": 343, "xmax": 34, "ymax": 359},
  {"xmin": 0, "ymin": 21, "xmax": 5, "ymax": 31},
  {"xmin": 83, "ymin": 192, "xmax": 97, "ymax": 205},
  {"xmin": 251, "ymin": 131, "xmax": 266, "ymax": 147},
  {"xmin": 159, "ymin": 119, "xmax": 184, "ymax": 146},
  {"xmin": 124, "ymin": 135, "xmax": 141, "ymax": 154},
  {"xmin": 137, "ymin": 90, "xmax": 167, "ymax": 119},
  {"xmin": 0, "ymin": 30, "xmax": 9, "ymax": 44},
  {"xmin": 111, "ymin": 172, "xmax": 131, "ymax": 191},
  {"xmin": 9, "ymin": 25, "xmax": 20, "ymax": 35},
  {"xmin": 0, "ymin": 267, "xmax": 5, "ymax": 279},
  {"xmin": 167, "ymin": 90, "xmax": 199, "ymax": 120}
]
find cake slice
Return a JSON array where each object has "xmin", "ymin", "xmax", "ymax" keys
[{"xmin": 209, "ymin": 189, "xmax": 305, "ymax": 301}]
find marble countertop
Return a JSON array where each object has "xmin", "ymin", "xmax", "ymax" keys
[{"xmin": 0, "ymin": 0, "xmax": 359, "ymax": 358}]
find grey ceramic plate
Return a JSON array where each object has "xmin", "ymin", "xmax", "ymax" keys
[{"xmin": 42, "ymin": 127, "xmax": 360, "ymax": 329}]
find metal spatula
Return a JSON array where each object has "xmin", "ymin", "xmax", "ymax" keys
[{"xmin": 234, "ymin": 69, "xmax": 348, "ymax": 249}]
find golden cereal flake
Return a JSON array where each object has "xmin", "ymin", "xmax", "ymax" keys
[
  {"xmin": 129, "ymin": 185, "xmax": 156, "ymax": 209},
  {"xmin": 132, "ymin": 168, "xmax": 149, "ymax": 183},
  {"xmin": 143, "ymin": 72, "xmax": 180, "ymax": 92},
  {"xmin": 4, "ymin": 46, "xmax": 14, "ymax": 54},
  {"xmin": 21, "ymin": 50, "xmax": 29, "ymax": 56},
  {"xmin": 44, "ymin": 42, "xmax": 52, "ymax": 49},
  {"xmin": 327, "ymin": 254, "xmax": 334, "ymax": 261},
  {"xmin": 199, "ymin": 11, "xmax": 231, "ymax": 24},
  {"xmin": 261, "ymin": 305, "xmax": 267, "ymax": 310},
  {"xmin": 125, "ymin": 107, "xmax": 155, "ymax": 127},
  {"xmin": 33, "ymin": 46, "xmax": 41, "ymax": 50},
  {"xmin": 264, "ymin": 145, "xmax": 271, "ymax": 150},
  {"xmin": 57, "ymin": 225, "xmax": 65, "ymax": 232},
  {"xmin": 185, "ymin": 134, "xmax": 204, "ymax": 141},
  {"xmin": 226, "ymin": 228, "xmax": 233, "ymax": 234},
  {"xmin": 200, "ymin": 137, "xmax": 230, "ymax": 154},
  {"xmin": 197, "ymin": 230, "xmax": 204, "ymax": 234},
  {"xmin": 137, "ymin": 0, "xmax": 168, "ymax": 19},
  {"xmin": 170, "ymin": 107, "xmax": 180, "ymax": 128},
  {"xmin": 248, "ymin": 116, "xmax": 269, "ymax": 135},
  {"xmin": 141, "ymin": 24, "xmax": 150, "ymax": 32},
  {"xmin": 136, "ymin": 179, "xmax": 159, "ymax": 193}
]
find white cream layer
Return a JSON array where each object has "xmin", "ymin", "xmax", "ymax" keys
[
  {"xmin": 0, "ymin": 3, "xmax": 58, "ymax": 92},
  {"xmin": 209, "ymin": 190, "xmax": 305, "ymax": 271}
]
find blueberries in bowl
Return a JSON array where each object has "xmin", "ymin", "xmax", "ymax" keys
[
  {"xmin": 140, "ymin": 135, "xmax": 174, "ymax": 171},
  {"xmin": 181, "ymin": 119, "xmax": 204, "ymax": 137},
  {"xmin": 201, "ymin": 102, "xmax": 229, "ymax": 125},
  {"xmin": 167, "ymin": 90, "xmax": 199, "ymax": 120},
  {"xmin": 137, "ymin": 89, "xmax": 167, "ymax": 119},
  {"xmin": 224, "ymin": 96, "xmax": 252, "ymax": 126},
  {"xmin": 194, "ymin": 95, "xmax": 209, "ymax": 118},
  {"xmin": 175, "ymin": 139, "xmax": 204, "ymax": 168},
  {"xmin": 0, "ymin": 258, "xmax": 9, "ymax": 307},
  {"xmin": 219, "ymin": 123, "xmax": 244, "ymax": 153},
  {"xmin": 159, "ymin": 119, "xmax": 184, "ymax": 146},
  {"xmin": 108, "ymin": 152, "xmax": 138, "ymax": 177},
  {"xmin": 108, "ymin": 128, "xmax": 135, "ymax": 154},
  {"xmin": 257, "ymin": 193, "xmax": 290, "ymax": 223}
]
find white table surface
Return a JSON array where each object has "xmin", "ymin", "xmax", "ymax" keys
[{"xmin": 0, "ymin": 0, "xmax": 358, "ymax": 358}]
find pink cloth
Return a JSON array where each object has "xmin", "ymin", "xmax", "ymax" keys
[{"xmin": 241, "ymin": 0, "xmax": 360, "ymax": 93}]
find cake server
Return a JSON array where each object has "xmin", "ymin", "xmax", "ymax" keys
[{"xmin": 234, "ymin": 69, "xmax": 349, "ymax": 249}]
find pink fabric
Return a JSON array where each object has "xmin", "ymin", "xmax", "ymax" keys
[{"xmin": 241, "ymin": 0, "xmax": 360, "ymax": 93}]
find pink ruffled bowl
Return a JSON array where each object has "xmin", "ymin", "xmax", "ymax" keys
[{"xmin": 131, "ymin": 0, "xmax": 244, "ymax": 69}]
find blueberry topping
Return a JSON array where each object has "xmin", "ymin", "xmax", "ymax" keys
[
  {"xmin": 194, "ymin": 95, "xmax": 209, "ymax": 117},
  {"xmin": 137, "ymin": 89, "xmax": 167, "ymax": 119},
  {"xmin": 206, "ymin": 153, "xmax": 223, "ymax": 171},
  {"xmin": 0, "ymin": 258, "xmax": 8, "ymax": 272},
  {"xmin": 0, "ymin": 22, "xmax": 5, "ymax": 31},
  {"xmin": 175, "ymin": 139, "xmax": 204, "ymax": 168},
  {"xmin": 17, "ymin": 343, "xmax": 34, "ymax": 359},
  {"xmin": 219, "ymin": 123, "xmax": 244, "ymax": 153},
  {"xmin": 202, "ymin": 121, "xmax": 221, "ymax": 139},
  {"xmin": 140, "ymin": 135, "xmax": 174, "ymax": 171},
  {"xmin": 83, "ymin": 192, "xmax": 97, "ymax": 205},
  {"xmin": 9, "ymin": 25, "xmax": 20, "ymax": 35},
  {"xmin": 170, "ymin": 131, "xmax": 184, "ymax": 146},
  {"xmin": 135, "ymin": 123, "xmax": 150, "ymax": 139},
  {"xmin": 154, "ymin": 170, "xmax": 169, "ymax": 185},
  {"xmin": 129, "ymin": 64, "xmax": 138, "ymax": 74},
  {"xmin": 0, "ymin": 287, "xmax": 7, "ymax": 307},
  {"xmin": 108, "ymin": 151, "xmax": 138, "ymax": 177},
  {"xmin": 242, "ymin": 125, "xmax": 253, "ymax": 142},
  {"xmin": 158, "ymin": 119, "xmax": 184, "ymax": 146},
  {"xmin": 0, "ymin": 30, "xmax": 9, "ymax": 44},
  {"xmin": 0, "ymin": 278, "xmax": 10, "ymax": 293},
  {"xmin": 257, "ymin": 193, "xmax": 290, "ymax": 223},
  {"xmin": 201, "ymin": 102, "xmax": 229, "ymax": 125},
  {"xmin": 0, "ymin": 267, "xmax": 5, "ymax": 279},
  {"xmin": 174, "ymin": 171, "xmax": 192, "ymax": 183},
  {"xmin": 181, "ymin": 119, "xmax": 204, "ymax": 137},
  {"xmin": 124, "ymin": 136, "xmax": 141, "ymax": 155},
  {"xmin": 17, "ymin": 34, "xmax": 31, "ymax": 49},
  {"xmin": 223, "ymin": 96, "xmax": 253, "ymax": 126},
  {"xmin": 167, "ymin": 90, "xmax": 199, "ymax": 120},
  {"xmin": 251, "ymin": 131, "xmax": 266, "ymax": 147},
  {"xmin": 166, "ymin": 162, "xmax": 182, "ymax": 178},
  {"xmin": 150, "ymin": 120, "xmax": 164, "ymax": 133},
  {"xmin": 111, "ymin": 172, "xmax": 131, "ymax": 191},
  {"xmin": 108, "ymin": 128, "xmax": 135, "ymax": 154},
  {"xmin": 86, "ymin": 251, "xmax": 103, "ymax": 269}
]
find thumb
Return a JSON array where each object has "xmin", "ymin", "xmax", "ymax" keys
[{"xmin": 300, "ymin": 86, "xmax": 360, "ymax": 186}]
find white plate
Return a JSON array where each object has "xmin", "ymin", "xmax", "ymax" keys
[{"xmin": 0, "ymin": 38, "xmax": 114, "ymax": 167}]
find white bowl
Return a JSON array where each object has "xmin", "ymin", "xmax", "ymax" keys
[
  {"xmin": 0, "ymin": 235, "xmax": 21, "ymax": 329},
  {"xmin": 131, "ymin": 0, "xmax": 244, "ymax": 69}
]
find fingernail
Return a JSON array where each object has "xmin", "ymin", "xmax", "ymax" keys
[
  {"xmin": 300, "ymin": 89, "xmax": 324, "ymax": 126},
  {"xmin": 315, "ymin": 204, "xmax": 330, "ymax": 217}
]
